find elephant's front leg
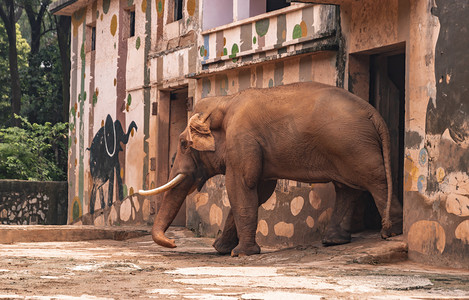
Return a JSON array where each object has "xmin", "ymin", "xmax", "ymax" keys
[
  {"xmin": 107, "ymin": 170, "xmax": 114, "ymax": 208},
  {"xmin": 322, "ymin": 182, "xmax": 362, "ymax": 246},
  {"xmin": 213, "ymin": 180, "xmax": 277, "ymax": 255},
  {"xmin": 224, "ymin": 171, "xmax": 262, "ymax": 257}
]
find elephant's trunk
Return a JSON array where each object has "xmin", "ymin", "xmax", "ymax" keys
[
  {"xmin": 150, "ymin": 174, "xmax": 194, "ymax": 248},
  {"xmin": 121, "ymin": 121, "xmax": 137, "ymax": 145}
]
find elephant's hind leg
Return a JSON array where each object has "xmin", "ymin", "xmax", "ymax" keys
[
  {"xmin": 213, "ymin": 209, "xmax": 238, "ymax": 254},
  {"xmin": 322, "ymin": 182, "xmax": 362, "ymax": 246},
  {"xmin": 213, "ymin": 180, "xmax": 277, "ymax": 255}
]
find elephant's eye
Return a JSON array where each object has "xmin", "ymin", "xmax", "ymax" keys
[{"xmin": 180, "ymin": 139, "xmax": 188, "ymax": 150}]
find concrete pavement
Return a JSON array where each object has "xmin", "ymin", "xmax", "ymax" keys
[{"xmin": 0, "ymin": 226, "xmax": 468, "ymax": 299}]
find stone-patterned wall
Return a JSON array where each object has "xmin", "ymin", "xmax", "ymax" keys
[
  {"xmin": 187, "ymin": 176, "xmax": 335, "ymax": 247},
  {"xmin": 0, "ymin": 180, "xmax": 67, "ymax": 225}
]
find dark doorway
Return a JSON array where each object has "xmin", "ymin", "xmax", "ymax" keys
[
  {"xmin": 346, "ymin": 45, "xmax": 405, "ymax": 232},
  {"xmin": 168, "ymin": 87, "xmax": 189, "ymax": 226},
  {"xmin": 369, "ymin": 51, "xmax": 405, "ymax": 205}
]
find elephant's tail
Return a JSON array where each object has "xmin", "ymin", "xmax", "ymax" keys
[{"xmin": 370, "ymin": 112, "xmax": 393, "ymax": 231}]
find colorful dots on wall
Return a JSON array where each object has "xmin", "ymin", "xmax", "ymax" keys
[
  {"xmin": 290, "ymin": 196, "xmax": 304, "ymax": 216},
  {"xmin": 255, "ymin": 19, "xmax": 269, "ymax": 37},
  {"xmin": 187, "ymin": 0, "xmax": 195, "ymax": 16},
  {"xmin": 408, "ymin": 220, "xmax": 446, "ymax": 254},
  {"xmin": 417, "ymin": 175, "xmax": 426, "ymax": 193},
  {"xmin": 436, "ymin": 167, "xmax": 446, "ymax": 183},
  {"xmin": 72, "ymin": 196, "xmax": 82, "ymax": 221},
  {"xmin": 257, "ymin": 219, "xmax": 269, "ymax": 236},
  {"xmin": 110, "ymin": 14, "xmax": 118, "ymax": 36},
  {"xmin": 72, "ymin": 8, "xmax": 85, "ymax": 37},
  {"xmin": 274, "ymin": 221, "xmax": 294, "ymax": 238},
  {"xmin": 419, "ymin": 148, "xmax": 428, "ymax": 166},
  {"xmin": 126, "ymin": 94, "xmax": 132, "ymax": 112},
  {"xmin": 293, "ymin": 21, "xmax": 307, "ymax": 39},
  {"xmin": 71, "ymin": 104, "xmax": 77, "ymax": 118},
  {"xmin": 200, "ymin": 45, "xmax": 207, "ymax": 57},
  {"xmin": 103, "ymin": 0, "xmax": 111, "ymax": 14},
  {"xmin": 80, "ymin": 43, "xmax": 85, "ymax": 60},
  {"xmin": 229, "ymin": 43, "xmax": 239, "ymax": 62},
  {"xmin": 209, "ymin": 204, "xmax": 223, "ymax": 226},
  {"xmin": 156, "ymin": 0, "xmax": 165, "ymax": 17},
  {"xmin": 136, "ymin": 36, "xmax": 141, "ymax": 50},
  {"xmin": 93, "ymin": 88, "xmax": 99, "ymax": 106},
  {"xmin": 268, "ymin": 78, "xmax": 274, "ymax": 87},
  {"xmin": 455, "ymin": 220, "xmax": 469, "ymax": 244}
]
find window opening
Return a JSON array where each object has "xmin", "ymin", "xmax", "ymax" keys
[
  {"xmin": 129, "ymin": 10, "xmax": 136, "ymax": 37},
  {"xmin": 266, "ymin": 0, "xmax": 290, "ymax": 12},
  {"xmin": 91, "ymin": 26, "xmax": 96, "ymax": 51},
  {"xmin": 175, "ymin": 0, "xmax": 183, "ymax": 21}
]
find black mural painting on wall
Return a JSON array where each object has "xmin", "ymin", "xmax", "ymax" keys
[
  {"xmin": 425, "ymin": 0, "xmax": 469, "ymax": 192},
  {"xmin": 88, "ymin": 114, "xmax": 138, "ymax": 214},
  {"xmin": 427, "ymin": 0, "xmax": 469, "ymax": 144}
]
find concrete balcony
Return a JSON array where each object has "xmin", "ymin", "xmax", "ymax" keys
[{"xmin": 192, "ymin": 3, "xmax": 339, "ymax": 78}]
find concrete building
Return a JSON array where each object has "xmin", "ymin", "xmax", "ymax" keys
[{"xmin": 50, "ymin": 0, "xmax": 468, "ymax": 268}]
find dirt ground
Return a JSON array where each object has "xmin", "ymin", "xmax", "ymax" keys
[{"xmin": 1, "ymin": 227, "xmax": 469, "ymax": 300}]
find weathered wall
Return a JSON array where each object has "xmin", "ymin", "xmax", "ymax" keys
[
  {"xmin": 60, "ymin": 0, "xmax": 469, "ymax": 267},
  {"xmin": 68, "ymin": 0, "xmax": 152, "ymax": 226},
  {"xmin": 336, "ymin": 0, "xmax": 469, "ymax": 268},
  {"xmin": 403, "ymin": 0, "xmax": 469, "ymax": 268},
  {"xmin": 0, "ymin": 180, "xmax": 67, "ymax": 225}
]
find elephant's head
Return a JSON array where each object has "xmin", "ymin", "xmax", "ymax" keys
[{"xmin": 139, "ymin": 99, "xmax": 227, "ymax": 248}]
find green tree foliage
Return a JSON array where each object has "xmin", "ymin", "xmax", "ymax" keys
[
  {"xmin": 0, "ymin": 1, "xmax": 70, "ymax": 181},
  {"xmin": 0, "ymin": 23, "xmax": 30, "ymax": 125},
  {"xmin": 0, "ymin": 115, "xmax": 67, "ymax": 181},
  {"xmin": 21, "ymin": 40, "xmax": 64, "ymax": 124}
]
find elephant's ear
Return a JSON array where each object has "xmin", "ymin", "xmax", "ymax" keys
[{"xmin": 188, "ymin": 113, "xmax": 215, "ymax": 151}]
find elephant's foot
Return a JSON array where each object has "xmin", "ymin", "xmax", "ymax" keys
[
  {"xmin": 322, "ymin": 226, "xmax": 351, "ymax": 246},
  {"xmin": 380, "ymin": 219, "xmax": 403, "ymax": 239},
  {"xmin": 213, "ymin": 236, "xmax": 238, "ymax": 255},
  {"xmin": 230, "ymin": 243, "xmax": 261, "ymax": 257}
]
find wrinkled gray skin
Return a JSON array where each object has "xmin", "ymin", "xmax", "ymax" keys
[{"xmin": 150, "ymin": 81, "xmax": 403, "ymax": 257}]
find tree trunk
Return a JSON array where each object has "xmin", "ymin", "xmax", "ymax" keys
[
  {"xmin": 56, "ymin": 15, "xmax": 71, "ymax": 123},
  {"xmin": 0, "ymin": 1, "xmax": 22, "ymax": 127}
]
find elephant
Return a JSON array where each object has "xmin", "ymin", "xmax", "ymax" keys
[
  {"xmin": 88, "ymin": 114, "xmax": 137, "ymax": 214},
  {"xmin": 140, "ymin": 81, "xmax": 403, "ymax": 257}
]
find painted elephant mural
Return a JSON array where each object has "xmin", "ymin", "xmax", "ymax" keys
[
  {"xmin": 88, "ymin": 114, "xmax": 137, "ymax": 214},
  {"xmin": 140, "ymin": 81, "xmax": 403, "ymax": 257},
  {"xmin": 427, "ymin": 0, "xmax": 469, "ymax": 149}
]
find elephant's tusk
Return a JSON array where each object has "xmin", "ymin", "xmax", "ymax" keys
[{"xmin": 138, "ymin": 174, "xmax": 186, "ymax": 196}]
